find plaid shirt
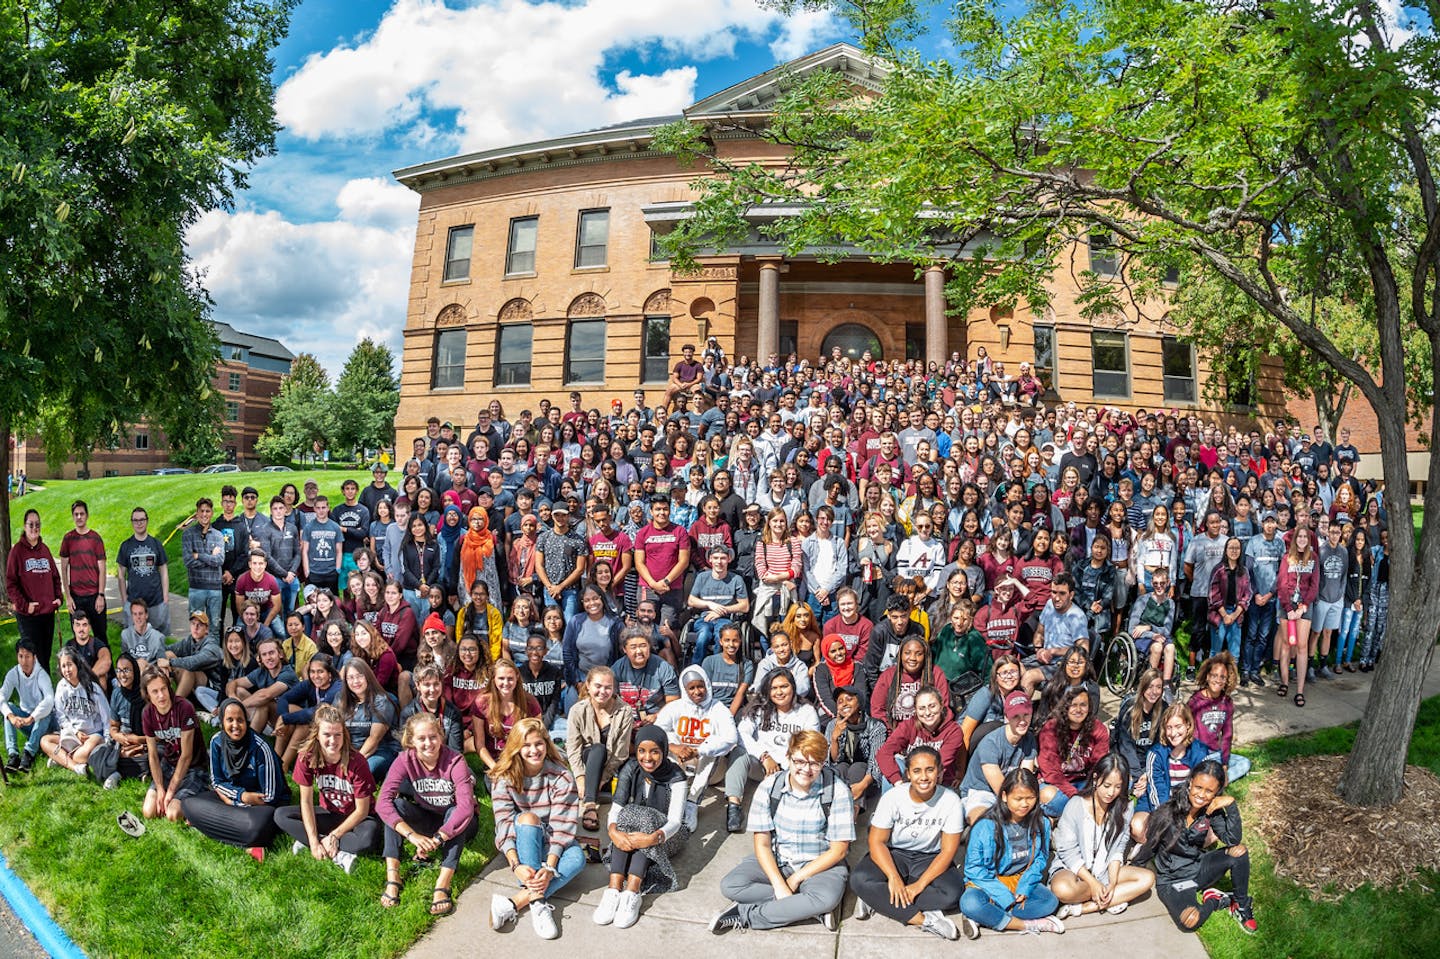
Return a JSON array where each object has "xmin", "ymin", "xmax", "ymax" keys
[{"xmin": 745, "ymin": 771, "xmax": 855, "ymax": 868}]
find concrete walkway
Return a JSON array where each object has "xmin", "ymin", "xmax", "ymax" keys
[{"xmin": 406, "ymin": 656, "xmax": 1440, "ymax": 957}]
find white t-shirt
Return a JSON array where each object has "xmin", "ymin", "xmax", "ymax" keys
[{"xmin": 871, "ymin": 783, "xmax": 964, "ymax": 854}]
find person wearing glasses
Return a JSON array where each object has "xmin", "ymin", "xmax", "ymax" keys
[{"xmin": 710, "ymin": 729, "xmax": 854, "ymax": 933}]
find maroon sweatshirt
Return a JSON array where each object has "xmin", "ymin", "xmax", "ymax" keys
[{"xmin": 6, "ymin": 537, "xmax": 61, "ymax": 614}]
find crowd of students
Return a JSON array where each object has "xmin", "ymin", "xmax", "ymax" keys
[{"xmin": 1, "ymin": 341, "xmax": 1394, "ymax": 939}]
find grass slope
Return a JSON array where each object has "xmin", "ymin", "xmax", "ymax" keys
[
  {"xmin": 1199, "ymin": 695, "xmax": 1440, "ymax": 959},
  {"xmin": 0, "ymin": 765, "xmax": 493, "ymax": 959},
  {"xmin": 6, "ymin": 472, "xmax": 364, "ymax": 602}
]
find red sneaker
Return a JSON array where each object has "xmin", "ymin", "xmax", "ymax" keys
[
  {"xmin": 1230, "ymin": 899, "xmax": 1258, "ymax": 935},
  {"xmin": 247, "ymin": 847, "xmax": 266, "ymax": 862}
]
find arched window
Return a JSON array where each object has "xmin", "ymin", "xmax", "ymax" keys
[{"xmin": 821, "ymin": 323, "xmax": 883, "ymax": 362}]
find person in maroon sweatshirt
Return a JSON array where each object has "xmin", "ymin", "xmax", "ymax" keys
[{"xmin": 6, "ymin": 509, "xmax": 62, "ymax": 671}]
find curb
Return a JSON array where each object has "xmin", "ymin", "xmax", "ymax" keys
[{"xmin": 0, "ymin": 852, "xmax": 86, "ymax": 959}]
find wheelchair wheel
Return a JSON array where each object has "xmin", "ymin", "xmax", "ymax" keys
[
  {"xmin": 676, "ymin": 619, "xmax": 696, "ymax": 667},
  {"xmin": 1102, "ymin": 632, "xmax": 1138, "ymax": 696}
]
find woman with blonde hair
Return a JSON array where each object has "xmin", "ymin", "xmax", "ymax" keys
[
  {"xmin": 274, "ymin": 702, "xmax": 382, "ymax": 872},
  {"xmin": 378, "ymin": 712, "xmax": 479, "ymax": 915},
  {"xmin": 565, "ymin": 664, "xmax": 634, "ymax": 832},
  {"xmin": 489, "ymin": 717, "xmax": 583, "ymax": 940}
]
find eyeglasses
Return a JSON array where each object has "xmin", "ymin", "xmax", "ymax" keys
[{"xmin": 788, "ymin": 758, "xmax": 823, "ymax": 771}]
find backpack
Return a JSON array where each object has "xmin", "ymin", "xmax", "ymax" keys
[{"xmin": 766, "ymin": 765, "xmax": 839, "ymax": 827}]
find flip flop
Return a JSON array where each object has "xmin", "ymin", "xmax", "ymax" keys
[{"xmin": 117, "ymin": 811, "xmax": 146, "ymax": 838}]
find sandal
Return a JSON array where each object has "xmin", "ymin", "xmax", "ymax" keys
[
  {"xmin": 1294, "ymin": 693, "xmax": 1306, "ymax": 708},
  {"xmin": 1277, "ymin": 684, "xmax": 1288, "ymax": 697},
  {"xmin": 430, "ymin": 886, "xmax": 455, "ymax": 917},
  {"xmin": 381, "ymin": 879, "xmax": 404, "ymax": 908},
  {"xmin": 581, "ymin": 802, "xmax": 600, "ymax": 832}
]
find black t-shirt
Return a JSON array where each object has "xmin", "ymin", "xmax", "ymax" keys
[
  {"xmin": 332, "ymin": 502, "xmax": 371, "ymax": 555},
  {"xmin": 518, "ymin": 660, "xmax": 563, "ymax": 724}
]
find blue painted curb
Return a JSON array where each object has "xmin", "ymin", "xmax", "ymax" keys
[{"xmin": 0, "ymin": 851, "xmax": 87, "ymax": 959}]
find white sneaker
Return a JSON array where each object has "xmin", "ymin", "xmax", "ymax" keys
[
  {"xmin": 854, "ymin": 896, "xmax": 874, "ymax": 920},
  {"xmin": 292, "ymin": 840, "xmax": 306, "ymax": 856},
  {"xmin": 683, "ymin": 800, "xmax": 698, "ymax": 833},
  {"xmin": 594, "ymin": 887, "xmax": 622, "ymax": 925},
  {"xmin": 1022, "ymin": 916, "xmax": 1066, "ymax": 935},
  {"xmin": 614, "ymin": 890, "xmax": 642, "ymax": 929},
  {"xmin": 960, "ymin": 915, "xmax": 981, "ymax": 940},
  {"xmin": 490, "ymin": 893, "xmax": 518, "ymax": 930},
  {"xmin": 1106, "ymin": 901, "xmax": 1129, "ymax": 915},
  {"xmin": 920, "ymin": 910, "xmax": 959, "ymax": 940},
  {"xmin": 103, "ymin": 772, "xmax": 121, "ymax": 790},
  {"xmin": 1056, "ymin": 903, "xmax": 1082, "ymax": 920},
  {"xmin": 530, "ymin": 900, "xmax": 559, "ymax": 940},
  {"xmin": 333, "ymin": 851, "xmax": 356, "ymax": 874}
]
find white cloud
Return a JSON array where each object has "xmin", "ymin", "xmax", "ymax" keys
[
  {"xmin": 186, "ymin": 181, "xmax": 416, "ymax": 375},
  {"xmin": 770, "ymin": 8, "xmax": 846, "ymax": 61},
  {"xmin": 275, "ymin": 0, "xmax": 841, "ymax": 152}
]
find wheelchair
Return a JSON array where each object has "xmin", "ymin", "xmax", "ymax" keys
[
  {"xmin": 675, "ymin": 614, "xmax": 766, "ymax": 667},
  {"xmin": 1096, "ymin": 630, "xmax": 1139, "ymax": 696}
]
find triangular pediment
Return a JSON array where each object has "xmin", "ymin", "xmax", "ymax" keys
[{"xmin": 683, "ymin": 42, "xmax": 889, "ymax": 118}]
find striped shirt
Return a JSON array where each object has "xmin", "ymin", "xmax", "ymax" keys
[{"xmin": 491, "ymin": 760, "xmax": 580, "ymax": 862}]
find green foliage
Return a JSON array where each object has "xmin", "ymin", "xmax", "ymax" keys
[
  {"xmin": 332, "ymin": 338, "xmax": 401, "ymax": 456},
  {"xmin": 255, "ymin": 354, "xmax": 337, "ymax": 465},
  {"xmin": 0, "ymin": 0, "xmax": 295, "ymax": 544}
]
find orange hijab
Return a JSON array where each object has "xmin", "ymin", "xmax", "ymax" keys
[{"xmin": 459, "ymin": 507, "xmax": 496, "ymax": 591}]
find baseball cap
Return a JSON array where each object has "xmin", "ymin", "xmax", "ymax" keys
[
  {"xmin": 189, "ymin": 610, "xmax": 210, "ymax": 626},
  {"xmin": 304, "ymin": 478, "xmax": 319, "ymax": 489},
  {"xmin": 241, "ymin": 486, "xmax": 259, "ymax": 498},
  {"xmin": 550, "ymin": 503, "xmax": 570, "ymax": 515},
  {"xmin": 1003, "ymin": 690, "xmax": 1034, "ymax": 719},
  {"xmin": 372, "ymin": 463, "xmax": 389, "ymax": 473}
]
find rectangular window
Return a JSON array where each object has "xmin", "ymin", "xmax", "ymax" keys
[
  {"xmin": 565, "ymin": 319, "xmax": 606, "ymax": 383},
  {"xmin": 443, "ymin": 225, "xmax": 474, "ymax": 282},
  {"xmin": 643, "ymin": 315, "xmax": 671, "ymax": 383},
  {"xmin": 1091, "ymin": 330, "xmax": 1130, "ymax": 397},
  {"xmin": 1162, "ymin": 337, "xmax": 1197, "ymax": 404},
  {"xmin": 229, "ymin": 346, "xmax": 245, "ymax": 361},
  {"xmin": 779, "ymin": 321, "xmax": 799, "ymax": 359},
  {"xmin": 1089, "ymin": 231, "xmax": 1119, "ymax": 277},
  {"xmin": 224, "ymin": 400, "xmax": 240, "ymax": 422},
  {"xmin": 134, "ymin": 433, "xmax": 150, "ymax": 451},
  {"xmin": 575, "ymin": 210, "xmax": 609, "ymax": 269},
  {"xmin": 1032, "ymin": 325, "xmax": 1056, "ymax": 392},
  {"xmin": 505, "ymin": 217, "xmax": 537, "ymax": 275},
  {"xmin": 228, "ymin": 372, "xmax": 242, "ymax": 391},
  {"xmin": 649, "ymin": 230, "xmax": 666, "ymax": 262},
  {"xmin": 432, "ymin": 329, "xmax": 467, "ymax": 389},
  {"xmin": 494, "ymin": 324, "xmax": 533, "ymax": 387}
]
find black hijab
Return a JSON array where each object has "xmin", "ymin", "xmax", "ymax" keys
[{"xmin": 216, "ymin": 697, "xmax": 254, "ymax": 778}]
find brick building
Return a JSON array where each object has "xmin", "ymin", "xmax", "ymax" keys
[
  {"xmin": 391, "ymin": 44, "xmax": 1418, "ymax": 480},
  {"xmin": 20, "ymin": 321, "xmax": 293, "ymax": 479}
]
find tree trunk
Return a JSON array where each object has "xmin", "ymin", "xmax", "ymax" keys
[
  {"xmin": 1337, "ymin": 595, "xmax": 1440, "ymax": 804},
  {"xmin": 0, "ymin": 417, "xmax": 10, "ymax": 608}
]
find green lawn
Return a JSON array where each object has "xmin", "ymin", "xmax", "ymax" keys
[
  {"xmin": 0, "ymin": 764, "xmax": 493, "ymax": 959},
  {"xmin": 6, "ymin": 471, "xmax": 365, "ymax": 600},
  {"xmin": 1199, "ymin": 695, "xmax": 1440, "ymax": 959}
]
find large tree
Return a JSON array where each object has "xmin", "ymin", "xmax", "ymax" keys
[
  {"xmin": 332, "ymin": 338, "xmax": 400, "ymax": 458},
  {"xmin": 0, "ymin": 0, "xmax": 294, "ymax": 568},
  {"xmin": 254, "ymin": 354, "xmax": 336, "ymax": 466},
  {"xmin": 661, "ymin": 0, "xmax": 1439, "ymax": 804}
]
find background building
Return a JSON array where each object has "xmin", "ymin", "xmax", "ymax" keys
[
  {"xmin": 392, "ymin": 44, "xmax": 1416, "ymax": 477},
  {"xmin": 20, "ymin": 322, "xmax": 293, "ymax": 479}
]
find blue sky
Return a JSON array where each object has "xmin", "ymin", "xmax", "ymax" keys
[{"xmin": 187, "ymin": 0, "xmax": 857, "ymax": 376}]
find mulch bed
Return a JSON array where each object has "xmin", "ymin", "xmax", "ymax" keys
[{"xmin": 1249, "ymin": 754, "xmax": 1440, "ymax": 899}]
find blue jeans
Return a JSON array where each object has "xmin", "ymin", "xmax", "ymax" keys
[
  {"xmin": 1337, "ymin": 604, "xmax": 1363, "ymax": 665},
  {"xmin": 1042, "ymin": 788, "xmax": 1073, "ymax": 818},
  {"xmin": 1243, "ymin": 601, "xmax": 1277, "ymax": 674},
  {"xmin": 1204, "ymin": 749, "xmax": 1251, "ymax": 784},
  {"xmin": 279, "ymin": 577, "xmax": 301, "ymax": 618},
  {"xmin": 1211, "ymin": 609, "xmax": 1242, "ymax": 659},
  {"xmin": 960, "ymin": 884, "xmax": 1060, "ymax": 931},
  {"xmin": 514, "ymin": 822, "xmax": 585, "ymax": 898},
  {"xmin": 806, "ymin": 595, "xmax": 839, "ymax": 626},
  {"xmin": 690, "ymin": 616, "xmax": 731, "ymax": 666},
  {"xmin": 4, "ymin": 706, "xmax": 56, "ymax": 759},
  {"xmin": 402, "ymin": 589, "xmax": 431, "ymax": 626},
  {"xmin": 367, "ymin": 739, "xmax": 401, "ymax": 780},
  {"xmin": 189, "ymin": 589, "xmax": 224, "ymax": 639},
  {"xmin": 543, "ymin": 585, "xmax": 580, "ymax": 622}
]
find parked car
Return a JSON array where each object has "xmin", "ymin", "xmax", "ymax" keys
[
  {"xmin": 199, "ymin": 463, "xmax": 242, "ymax": 474},
  {"xmin": 259, "ymin": 465, "xmax": 293, "ymax": 472},
  {"xmin": 152, "ymin": 467, "xmax": 193, "ymax": 476}
]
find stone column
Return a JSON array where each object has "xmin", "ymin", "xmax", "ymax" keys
[
  {"xmin": 925, "ymin": 265, "xmax": 947, "ymax": 369},
  {"xmin": 757, "ymin": 261, "xmax": 781, "ymax": 363}
]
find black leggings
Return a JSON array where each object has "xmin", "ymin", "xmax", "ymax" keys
[
  {"xmin": 381, "ymin": 795, "xmax": 479, "ymax": 870},
  {"xmin": 1157, "ymin": 848, "xmax": 1251, "ymax": 931},
  {"xmin": 181, "ymin": 793, "xmax": 283, "ymax": 848},
  {"xmin": 273, "ymin": 806, "xmax": 384, "ymax": 854},
  {"xmin": 583, "ymin": 743, "xmax": 608, "ymax": 803},
  {"xmin": 850, "ymin": 847, "xmax": 967, "ymax": 923}
]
